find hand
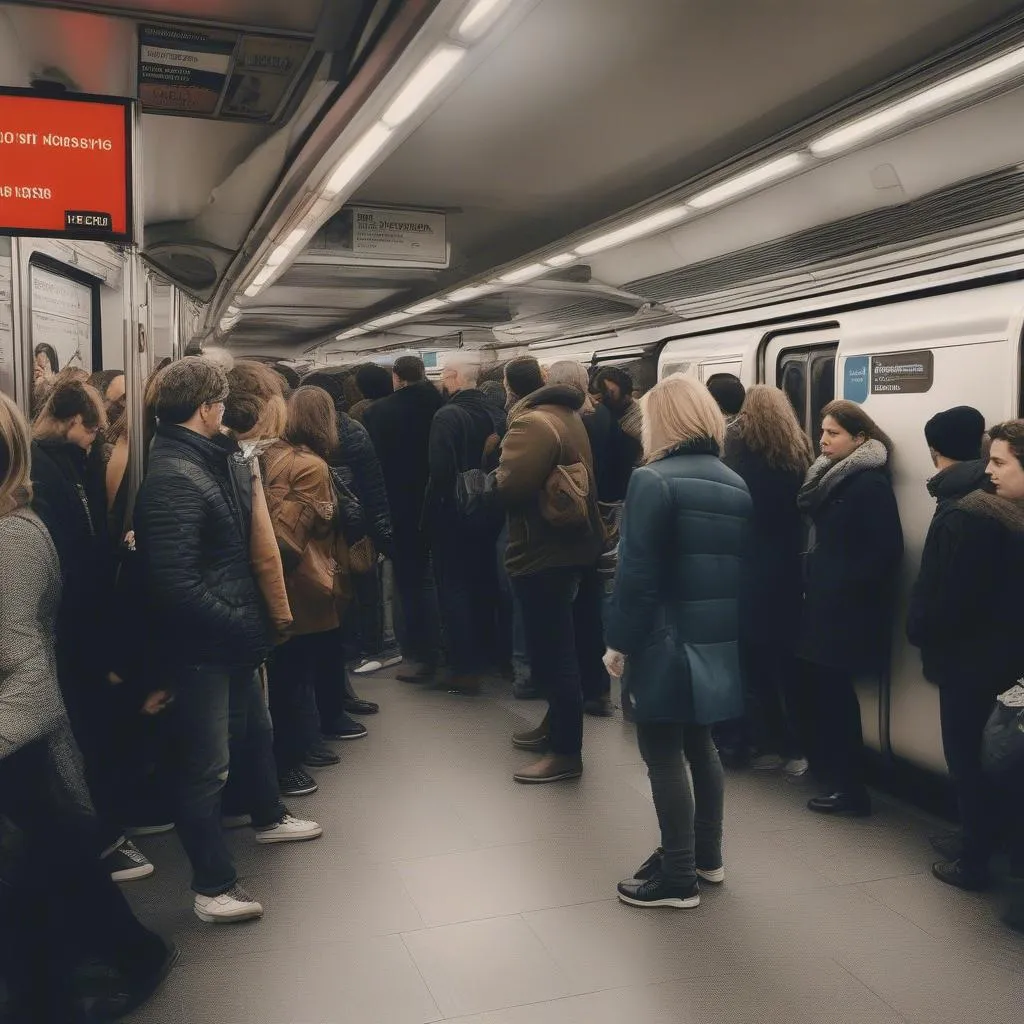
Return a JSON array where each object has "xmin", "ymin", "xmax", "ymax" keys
[
  {"xmin": 603, "ymin": 648, "xmax": 625, "ymax": 679},
  {"xmin": 141, "ymin": 689, "xmax": 173, "ymax": 715},
  {"xmin": 107, "ymin": 671, "xmax": 124, "ymax": 685}
]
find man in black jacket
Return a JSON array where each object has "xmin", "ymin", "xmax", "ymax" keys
[
  {"xmin": 364, "ymin": 356, "xmax": 445, "ymax": 682},
  {"xmin": 135, "ymin": 358, "xmax": 321, "ymax": 926},
  {"xmin": 423, "ymin": 358, "xmax": 505, "ymax": 693},
  {"xmin": 907, "ymin": 409, "xmax": 1024, "ymax": 891}
]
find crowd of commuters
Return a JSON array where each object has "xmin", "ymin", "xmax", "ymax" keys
[{"xmin": 2, "ymin": 348, "xmax": 1023, "ymax": 1020}]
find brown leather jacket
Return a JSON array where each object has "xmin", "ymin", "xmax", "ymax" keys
[
  {"xmin": 247, "ymin": 454, "xmax": 293, "ymax": 642},
  {"xmin": 497, "ymin": 384, "xmax": 604, "ymax": 577},
  {"xmin": 263, "ymin": 441, "xmax": 350, "ymax": 635}
]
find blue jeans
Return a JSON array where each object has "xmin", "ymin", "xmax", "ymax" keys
[{"xmin": 168, "ymin": 665, "xmax": 285, "ymax": 896}]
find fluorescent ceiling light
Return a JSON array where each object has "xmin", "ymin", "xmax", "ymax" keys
[
  {"xmin": 688, "ymin": 153, "xmax": 806, "ymax": 208},
  {"xmin": 456, "ymin": 0, "xmax": 514, "ymax": 42},
  {"xmin": 322, "ymin": 123, "xmax": 392, "ymax": 198},
  {"xmin": 448, "ymin": 283, "xmax": 497, "ymax": 302},
  {"xmin": 244, "ymin": 283, "xmax": 261, "ymax": 298},
  {"xmin": 381, "ymin": 45, "xmax": 466, "ymax": 129},
  {"xmin": 336, "ymin": 327, "xmax": 368, "ymax": 340},
  {"xmin": 545, "ymin": 253, "xmax": 576, "ymax": 267},
  {"xmin": 368, "ymin": 310, "xmax": 414, "ymax": 329},
  {"xmin": 225, "ymin": 305, "xmax": 239, "ymax": 317},
  {"xmin": 266, "ymin": 228, "xmax": 308, "ymax": 266},
  {"xmin": 498, "ymin": 263, "xmax": 547, "ymax": 285},
  {"xmin": 576, "ymin": 206, "xmax": 689, "ymax": 256},
  {"xmin": 810, "ymin": 44, "xmax": 1024, "ymax": 156},
  {"xmin": 406, "ymin": 298, "xmax": 449, "ymax": 315}
]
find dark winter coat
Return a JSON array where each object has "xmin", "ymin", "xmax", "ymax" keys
[
  {"xmin": 30, "ymin": 439, "xmax": 110, "ymax": 688},
  {"xmin": 603, "ymin": 407, "xmax": 642, "ymax": 503},
  {"xmin": 496, "ymin": 384, "xmax": 603, "ymax": 577},
  {"xmin": 604, "ymin": 439, "xmax": 751, "ymax": 724},
  {"xmin": 334, "ymin": 411, "xmax": 392, "ymax": 554},
  {"xmin": 425, "ymin": 388, "xmax": 504, "ymax": 528},
  {"xmin": 797, "ymin": 447, "xmax": 903, "ymax": 674},
  {"xmin": 134, "ymin": 424, "xmax": 271, "ymax": 673},
  {"xmin": 723, "ymin": 433, "xmax": 806, "ymax": 648},
  {"xmin": 363, "ymin": 381, "xmax": 444, "ymax": 544},
  {"xmin": 907, "ymin": 486, "xmax": 1024, "ymax": 689}
]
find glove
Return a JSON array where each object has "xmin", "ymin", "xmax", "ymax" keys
[{"xmin": 603, "ymin": 648, "xmax": 625, "ymax": 679}]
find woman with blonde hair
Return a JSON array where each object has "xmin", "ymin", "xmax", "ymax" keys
[
  {"xmin": 604, "ymin": 374, "xmax": 751, "ymax": 909},
  {"xmin": 722, "ymin": 385, "xmax": 814, "ymax": 774},
  {"xmin": 0, "ymin": 392, "xmax": 176, "ymax": 1019}
]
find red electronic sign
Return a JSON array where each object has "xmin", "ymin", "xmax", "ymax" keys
[{"xmin": 0, "ymin": 89, "xmax": 133, "ymax": 243}]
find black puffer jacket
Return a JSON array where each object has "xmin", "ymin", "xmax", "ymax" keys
[
  {"xmin": 134, "ymin": 424, "xmax": 270, "ymax": 672},
  {"xmin": 335, "ymin": 411, "xmax": 392, "ymax": 554}
]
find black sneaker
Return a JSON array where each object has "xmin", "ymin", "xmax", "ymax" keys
[
  {"xmin": 932, "ymin": 859, "xmax": 990, "ymax": 892},
  {"xmin": 303, "ymin": 745, "xmax": 341, "ymax": 768},
  {"xmin": 104, "ymin": 839, "xmax": 155, "ymax": 883},
  {"xmin": 278, "ymin": 768, "xmax": 318, "ymax": 797},
  {"xmin": 807, "ymin": 790, "xmax": 871, "ymax": 817},
  {"xmin": 617, "ymin": 876, "xmax": 700, "ymax": 909},
  {"xmin": 584, "ymin": 696, "xmax": 615, "ymax": 718},
  {"xmin": 322, "ymin": 715, "xmax": 368, "ymax": 740},
  {"xmin": 632, "ymin": 847, "xmax": 663, "ymax": 881},
  {"xmin": 343, "ymin": 697, "xmax": 380, "ymax": 715}
]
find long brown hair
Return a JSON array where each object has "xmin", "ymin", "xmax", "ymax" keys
[
  {"xmin": 284, "ymin": 386, "xmax": 339, "ymax": 462},
  {"xmin": 734, "ymin": 385, "xmax": 813, "ymax": 474},
  {"xmin": 33, "ymin": 380, "xmax": 106, "ymax": 440},
  {"xmin": 0, "ymin": 392, "xmax": 32, "ymax": 515},
  {"xmin": 821, "ymin": 399, "xmax": 895, "ymax": 457}
]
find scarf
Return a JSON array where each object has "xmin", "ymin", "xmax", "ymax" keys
[
  {"xmin": 957, "ymin": 489, "xmax": 1024, "ymax": 535},
  {"xmin": 618, "ymin": 401, "xmax": 643, "ymax": 443},
  {"xmin": 797, "ymin": 439, "xmax": 888, "ymax": 514}
]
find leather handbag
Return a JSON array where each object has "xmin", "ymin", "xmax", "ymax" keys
[
  {"xmin": 329, "ymin": 467, "xmax": 376, "ymax": 574},
  {"xmin": 537, "ymin": 416, "xmax": 591, "ymax": 530}
]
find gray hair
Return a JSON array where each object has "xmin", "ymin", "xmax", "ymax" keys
[
  {"xmin": 446, "ymin": 357, "xmax": 480, "ymax": 388},
  {"xmin": 156, "ymin": 357, "xmax": 229, "ymax": 425},
  {"xmin": 546, "ymin": 360, "xmax": 594, "ymax": 412}
]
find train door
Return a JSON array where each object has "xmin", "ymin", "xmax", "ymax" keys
[{"xmin": 696, "ymin": 357, "xmax": 743, "ymax": 384}]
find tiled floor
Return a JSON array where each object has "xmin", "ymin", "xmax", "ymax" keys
[{"xmin": 125, "ymin": 672, "xmax": 1024, "ymax": 1024}]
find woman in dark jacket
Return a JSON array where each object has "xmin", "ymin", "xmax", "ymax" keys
[
  {"xmin": 798, "ymin": 400, "xmax": 903, "ymax": 818},
  {"xmin": 605, "ymin": 375, "xmax": 751, "ymax": 909},
  {"xmin": 724, "ymin": 385, "xmax": 813, "ymax": 773}
]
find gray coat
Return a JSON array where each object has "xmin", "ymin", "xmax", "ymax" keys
[{"xmin": 0, "ymin": 509, "xmax": 91, "ymax": 812}]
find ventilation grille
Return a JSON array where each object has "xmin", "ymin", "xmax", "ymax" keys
[{"xmin": 627, "ymin": 166, "xmax": 1024, "ymax": 306}]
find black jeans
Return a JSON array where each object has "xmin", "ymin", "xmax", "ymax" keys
[
  {"xmin": 392, "ymin": 530, "xmax": 442, "ymax": 668},
  {"xmin": 166, "ymin": 666, "xmax": 285, "ymax": 895},
  {"xmin": 636, "ymin": 722, "xmax": 724, "ymax": 886},
  {"xmin": 574, "ymin": 565, "xmax": 610, "ymax": 702},
  {"xmin": 514, "ymin": 567, "xmax": 584, "ymax": 757},
  {"xmin": 805, "ymin": 661, "xmax": 866, "ymax": 793},
  {"xmin": 267, "ymin": 635, "xmax": 322, "ymax": 774},
  {"xmin": 432, "ymin": 519, "xmax": 495, "ymax": 675},
  {"xmin": 310, "ymin": 628, "xmax": 357, "ymax": 730},
  {"xmin": 939, "ymin": 681, "xmax": 1002, "ymax": 870},
  {"xmin": 0, "ymin": 741, "xmax": 165, "ymax": 1022},
  {"xmin": 740, "ymin": 641, "xmax": 804, "ymax": 758}
]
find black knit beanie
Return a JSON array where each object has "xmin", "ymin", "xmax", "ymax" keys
[{"xmin": 924, "ymin": 406, "xmax": 985, "ymax": 462}]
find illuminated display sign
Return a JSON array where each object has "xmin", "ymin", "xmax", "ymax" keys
[{"xmin": 0, "ymin": 89, "xmax": 132, "ymax": 243}]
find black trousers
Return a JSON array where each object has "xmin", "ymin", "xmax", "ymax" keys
[
  {"xmin": 740, "ymin": 641, "xmax": 805, "ymax": 758},
  {"xmin": 805, "ymin": 661, "xmax": 866, "ymax": 793},
  {"xmin": 574, "ymin": 565, "xmax": 610, "ymax": 702},
  {"xmin": 267, "ymin": 635, "xmax": 323, "ymax": 773},
  {"xmin": 392, "ymin": 529, "xmax": 442, "ymax": 668},
  {"xmin": 0, "ymin": 741, "xmax": 165, "ymax": 1022}
]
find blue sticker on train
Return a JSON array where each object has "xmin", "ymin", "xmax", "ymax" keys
[{"xmin": 843, "ymin": 356, "xmax": 869, "ymax": 403}]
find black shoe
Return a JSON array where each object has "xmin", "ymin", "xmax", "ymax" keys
[
  {"xmin": 278, "ymin": 768, "xmax": 318, "ymax": 797},
  {"xmin": 104, "ymin": 839, "xmax": 155, "ymax": 883},
  {"xmin": 88, "ymin": 941, "xmax": 179, "ymax": 1022},
  {"xmin": 584, "ymin": 696, "xmax": 614, "ymax": 718},
  {"xmin": 632, "ymin": 847, "xmax": 664, "ymax": 881},
  {"xmin": 303, "ymin": 745, "xmax": 341, "ymax": 768},
  {"xmin": 807, "ymin": 790, "xmax": 871, "ymax": 816},
  {"xmin": 617, "ymin": 876, "xmax": 700, "ymax": 909},
  {"xmin": 932, "ymin": 859, "xmax": 990, "ymax": 892},
  {"xmin": 321, "ymin": 715, "xmax": 368, "ymax": 740},
  {"xmin": 397, "ymin": 664, "xmax": 438, "ymax": 685},
  {"xmin": 929, "ymin": 829, "xmax": 963, "ymax": 861},
  {"xmin": 343, "ymin": 697, "xmax": 379, "ymax": 715}
]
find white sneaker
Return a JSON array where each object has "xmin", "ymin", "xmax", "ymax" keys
[
  {"xmin": 783, "ymin": 757, "xmax": 810, "ymax": 777},
  {"xmin": 352, "ymin": 650, "xmax": 403, "ymax": 675},
  {"xmin": 750, "ymin": 753, "xmax": 784, "ymax": 771},
  {"xmin": 254, "ymin": 813, "xmax": 323, "ymax": 844},
  {"xmin": 105, "ymin": 839, "xmax": 155, "ymax": 883},
  {"xmin": 697, "ymin": 865, "xmax": 725, "ymax": 883},
  {"xmin": 194, "ymin": 884, "xmax": 263, "ymax": 924}
]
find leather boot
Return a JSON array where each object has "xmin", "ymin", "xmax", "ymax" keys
[
  {"xmin": 513, "ymin": 753, "xmax": 583, "ymax": 784},
  {"xmin": 512, "ymin": 713, "xmax": 550, "ymax": 751}
]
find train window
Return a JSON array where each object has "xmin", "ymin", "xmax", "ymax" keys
[
  {"xmin": 661, "ymin": 360, "xmax": 691, "ymax": 378},
  {"xmin": 773, "ymin": 343, "xmax": 837, "ymax": 447},
  {"xmin": 779, "ymin": 355, "xmax": 807, "ymax": 423},
  {"xmin": 809, "ymin": 352, "xmax": 835, "ymax": 452}
]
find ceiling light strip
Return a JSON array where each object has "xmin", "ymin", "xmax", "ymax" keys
[
  {"xmin": 381, "ymin": 45, "xmax": 467, "ymax": 128},
  {"xmin": 576, "ymin": 205, "xmax": 689, "ymax": 256},
  {"xmin": 688, "ymin": 153, "xmax": 807, "ymax": 209}
]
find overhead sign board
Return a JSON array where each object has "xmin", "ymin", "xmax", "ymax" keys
[
  {"xmin": 870, "ymin": 350, "xmax": 934, "ymax": 395},
  {"xmin": 0, "ymin": 89, "xmax": 132, "ymax": 243},
  {"xmin": 307, "ymin": 206, "xmax": 449, "ymax": 268},
  {"xmin": 138, "ymin": 24, "xmax": 312, "ymax": 122}
]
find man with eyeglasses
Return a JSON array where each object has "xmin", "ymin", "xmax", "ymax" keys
[{"xmin": 134, "ymin": 357, "xmax": 321, "ymax": 926}]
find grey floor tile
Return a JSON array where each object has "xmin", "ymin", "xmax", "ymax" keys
[
  {"xmin": 836, "ymin": 943, "xmax": 1024, "ymax": 1024},
  {"xmin": 126, "ymin": 935, "xmax": 441, "ymax": 1024},
  {"xmin": 402, "ymin": 915, "xmax": 573, "ymax": 1017},
  {"xmin": 858, "ymin": 873, "xmax": 1024, "ymax": 971}
]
